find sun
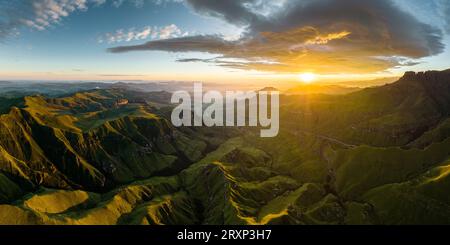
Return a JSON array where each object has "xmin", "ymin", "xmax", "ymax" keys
[{"xmin": 299, "ymin": 73, "xmax": 316, "ymax": 84}]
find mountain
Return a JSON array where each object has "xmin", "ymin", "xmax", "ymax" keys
[
  {"xmin": 0, "ymin": 69, "xmax": 450, "ymax": 224},
  {"xmin": 258, "ymin": 87, "xmax": 279, "ymax": 92},
  {"xmin": 283, "ymin": 70, "xmax": 450, "ymax": 147},
  {"xmin": 0, "ymin": 96, "xmax": 24, "ymax": 114},
  {"xmin": 329, "ymin": 77, "xmax": 399, "ymax": 88},
  {"xmin": 285, "ymin": 84, "xmax": 361, "ymax": 95}
]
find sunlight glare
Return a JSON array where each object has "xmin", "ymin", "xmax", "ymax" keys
[{"xmin": 299, "ymin": 73, "xmax": 316, "ymax": 83}]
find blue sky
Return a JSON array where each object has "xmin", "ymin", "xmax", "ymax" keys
[
  {"xmin": 0, "ymin": 0, "xmax": 244, "ymax": 82},
  {"xmin": 0, "ymin": 0, "xmax": 449, "ymax": 84}
]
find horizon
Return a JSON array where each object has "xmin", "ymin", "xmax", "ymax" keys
[{"xmin": 0, "ymin": 74, "xmax": 402, "ymax": 89}]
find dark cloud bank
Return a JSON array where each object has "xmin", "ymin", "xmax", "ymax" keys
[{"xmin": 108, "ymin": 0, "xmax": 448, "ymax": 73}]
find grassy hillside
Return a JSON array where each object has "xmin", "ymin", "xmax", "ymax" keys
[{"xmin": 1, "ymin": 70, "xmax": 450, "ymax": 225}]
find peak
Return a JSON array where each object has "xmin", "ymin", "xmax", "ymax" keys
[
  {"xmin": 400, "ymin": 69, "xmax": 450, "ymax": 82},
  {"xmin": 403, "ymin": 71, "xmax": 416, "ymax": 77},
  {"xmin": 259, "ymin": 87, "xmax": 279, "ymax": 92}
]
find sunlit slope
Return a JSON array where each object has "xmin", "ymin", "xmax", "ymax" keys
[
  {"xmin": 0, "ymin": 89, "xmax": 207, "ymax": 192},
  {"xmin": 1, "ymin": 70, "xmax": 450, "ymax": 224},
  {"xmin": 334, "ymin": 138, "xmax": 450, "ymax": 199},
  {"xmin": 0, "ymin": 177, "xmax": 197, "ymax": 225},
  {"xmin": 283, "ymin": 70, "xmax": 450, "ymax": 147},
  {"xmin": 361, "ymin": 158, "xmax": 450, "ymax": 224},
  {"xmin": 0, "ymin": 135, "xmax": 365, "ymax": 225},
  {"xmin": 1, "ymin": 119, "xmax": 450, "ymax": 224}
]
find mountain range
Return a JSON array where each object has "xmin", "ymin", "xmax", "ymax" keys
[{"xmin": 0, "ymin": 69, "xmax": 450, "ymax": 224}]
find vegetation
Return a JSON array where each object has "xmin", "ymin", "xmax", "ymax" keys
[{"xmin": 1, "ymin": 70, "xmax": 450, "ymax": 224}]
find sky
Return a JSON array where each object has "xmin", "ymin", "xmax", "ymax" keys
[{"xmin": 0, "ymin": 0, "xmax": 450, "ymax": 85}]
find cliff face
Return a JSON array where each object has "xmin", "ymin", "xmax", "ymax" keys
[
  {"xmin": 399, "ymin": 70, "xmax": 450, "ymax": 116},
  {"xmin": 401, "ymin": 70, "xmax": 450, "ymax": 82}
]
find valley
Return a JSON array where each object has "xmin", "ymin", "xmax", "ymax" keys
[{"xmin": 0, "ymin": 70, "xmax": 450, "ymax": 225}]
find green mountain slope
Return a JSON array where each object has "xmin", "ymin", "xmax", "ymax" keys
[
  {"xmin": 283, "ymin": 70, "xmax": 450, "ymax": 147},
  {"xmin": 0, "ymin": 89, "xmax": 209, "ymax": 192},
  {"xmin": 1, "ymin": 69, "xmax": 450, "ymax": 225}
]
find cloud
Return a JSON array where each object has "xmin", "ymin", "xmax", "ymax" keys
[
  {"xmin": 0, "ymin": 0, "xmax": 183, "ymax": 39},
  {"xmin": 112, "ymin": 0, "xmax": 182, "ymax": 8},
  {"xmin": 176, "ymin": 58, "xmax": 213, "ymax": 63},
  {"xmin": 99, "ymin": 24, "xmax": 184, "ymax": 44},
  {"xmin": 91, "ymin": 0, "xmax": 107, "ymax": 6},
  {"xmin": 109, "ymin": 0, "xmax": 446, "ymax": 74},
  {"xmin": 159, "ymin": 24, "xmax": 182, "ymax": 39},
  {"xmin": 184, "ymin": 0, "xmax": 264, "ymax": 27},
  {"xmin": 112, "ymin": 0, "xmax": 126, "ymax": 8},
  {"xmin": 436, "ymin": 0, "xmax": 450, "ymax": 33},
  {"xmin": 24, "ymin": 0, "xmax": 88, "ymax": 31},
  {"xmin": 393, "ymin": 0, "xmax": 450, "ymax": 35},
  {"xmin": 108, "ymin": 35, "xmax": 233, "ymax": 53},
  {"xmin": 0, "ymin": 0, "xmax": 96, "ymax": 39}
]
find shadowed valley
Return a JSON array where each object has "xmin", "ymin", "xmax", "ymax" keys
[{"xmin": 1, "ymin": 70, "xmax": 450, "ymax": 225}]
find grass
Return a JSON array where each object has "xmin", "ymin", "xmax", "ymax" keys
[{"xmin": 1, "ymin": 75, "xmax": 450, "ymax": 225}]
